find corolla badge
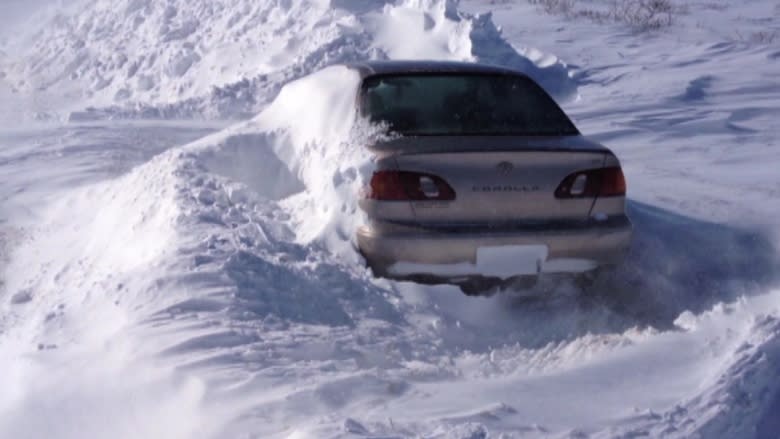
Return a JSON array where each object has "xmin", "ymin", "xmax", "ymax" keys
[{"xmin": 472, "ymin": 184, "xmax": 540, "ymax": 192}]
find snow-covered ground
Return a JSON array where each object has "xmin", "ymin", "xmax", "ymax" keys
[{"xmin": 1, "ymin": 0, "xmax": 779, "ymax": 438}]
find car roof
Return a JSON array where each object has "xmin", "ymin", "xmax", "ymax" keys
[{"xmin": 343, "ymin": 60, "xmax": 528, "ymax": 78}]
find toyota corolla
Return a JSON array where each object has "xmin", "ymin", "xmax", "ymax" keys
[{"xmin": 350, "ymin": 60, "xmax": 632, "ymax": 294}]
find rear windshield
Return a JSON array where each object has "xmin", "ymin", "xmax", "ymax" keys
[{"xmin": 359, "ymin": 73, "xmax": 578, "ymax": 136}]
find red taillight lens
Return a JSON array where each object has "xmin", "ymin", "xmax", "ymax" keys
[
  {"xmin": 555, "ymin": 167, "xmax": 626, "ymax": 198},
  {"xmin": 367, "ymin": 170, "xmax": 456, "ymax": 201},
  {"xmin": 599, "ymin": 167, "xmax": 627, "ymax": 197}
]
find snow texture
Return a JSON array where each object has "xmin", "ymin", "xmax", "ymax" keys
[
  {"xmin": 1, "ymin": 0, "xmax": 780, "ymax": 438},
  {"xmin": 0, "ymin": 0, "xmax": 575, "ymax": 121}
]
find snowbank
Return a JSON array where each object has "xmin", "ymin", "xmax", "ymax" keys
[
  {"xmin": 181, "ymin": 64, "xmax": 379, "ymax": 256},
  {"xmin": 3, "ymin": 62, "xmax": 778, "ymax": 437},
  {"xmin": 2, "ymin": 0, "xmax": 780, "ymax": 437},
  {"xmin": 0, "ymin": 0, "xmax": 576, "ymax": 120}
]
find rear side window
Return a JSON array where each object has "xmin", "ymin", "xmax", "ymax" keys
[{"xmin": 359, "ymin": 73, "xmax": 578, "ymax": 136}]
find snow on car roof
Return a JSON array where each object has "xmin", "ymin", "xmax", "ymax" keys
[{"xmin": 343, "ymin": 60, "xmax": 528, "ymax": 78}]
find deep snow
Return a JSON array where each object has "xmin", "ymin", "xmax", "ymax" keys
[
  {"xmin": 1, "ymin": 0, "xmax": 779, "ymax": 438},
  {"xmin": 0, "ymin": 0, "xmax": 575, "ymax": 120}
]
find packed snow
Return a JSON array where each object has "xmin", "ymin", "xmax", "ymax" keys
[
  {"xmin": 0, "ymin": 0, "xmax": 574, "ymax": 120},
  {"xmin": 1, "ymin": 0, "xmax": 779, "ymax": 438}
]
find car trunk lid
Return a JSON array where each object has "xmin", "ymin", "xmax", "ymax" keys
[{"xmin": 391, "ymin": 148, "xmax": 606, "ymax": 224}]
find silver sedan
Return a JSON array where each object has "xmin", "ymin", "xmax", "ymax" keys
[{"xmin": 348, "ymin": 61, "xmax": 632, "ymax": 294}]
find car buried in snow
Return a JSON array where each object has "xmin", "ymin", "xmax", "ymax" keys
[{"xmin": 349, "ymin": 60, "xmax": 632, "ymax": 294}]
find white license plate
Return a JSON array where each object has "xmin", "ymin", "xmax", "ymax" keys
[{"xmin": 476, "ymin": 245, "xmax": 549, "ymax": 277}]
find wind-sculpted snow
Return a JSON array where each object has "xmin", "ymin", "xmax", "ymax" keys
[
  {"xmin": 3, "ymin": 58, "xmax": 780, "ymax": 438},
  {"xmin": 2, "ymin": 0, "xmax": 780, "ymax": 438},
  {"xmin": 591, "ymin": 295, "xmax": 780, "ymax": 439},
  {"xmin": 0, "ymin": 0, "xmax": 576, "ymax": 120}
]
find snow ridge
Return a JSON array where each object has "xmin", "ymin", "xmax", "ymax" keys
[
  {"xmin": 2, "ymin": 0, "xmax": 780, "ymax": 437},
  {"xmin": 0, "ymin": 0, "xmax": 575, "ymax": 121}
]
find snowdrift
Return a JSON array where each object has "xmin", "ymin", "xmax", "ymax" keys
[
  {"xmin": 0, "ymin": 0, "xmax": 576, "ymax": 120},
  {"xmin": 2, "ymin": 0, "xmax": 780, "ymax": 437},
  {"xmin": 3, "ymin": 59, "xmax": 780, "ymax": 438}
]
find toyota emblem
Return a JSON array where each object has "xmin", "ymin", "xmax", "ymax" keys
[{"xmin": 496, "ymin": 161, "xmax": 514, "ymax": 175}]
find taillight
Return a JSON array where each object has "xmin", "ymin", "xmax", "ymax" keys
[
  {"xmin": 366, "ymin": 170, "xmax": 456, "ymax": 201},
  {"xmin": 555, "ymin": 167, "xmax": 626, "ymax": 198}
]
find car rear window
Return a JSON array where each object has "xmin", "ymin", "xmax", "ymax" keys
[{"xmin": 359, "ymin": 73, "xmax": 578, "ymax": 136}]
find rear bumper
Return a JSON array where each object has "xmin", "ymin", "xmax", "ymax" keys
[{"xmin": 357, "ymin": 216, "xmax": 632, "ymax": 279}]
